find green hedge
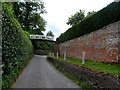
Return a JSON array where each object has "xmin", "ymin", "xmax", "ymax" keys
[
  {"xmin": 2, "ymin": 3, "xmax": 33, "ymax": 89},
  {"xmin": 57, "ymin": 2, "xmax": 120, "ymax": 43},
  {"xmin": 32, "ymin": 40, "xmax": 55, "ymax": 50},
  {"xmin": 31, "ymin": 40, "xmax": 55, "ymax": 55}
]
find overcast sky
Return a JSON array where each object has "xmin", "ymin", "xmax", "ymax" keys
[{"xmin": 42, "ymin": 0, "xmax": 113, "ymax": 40}]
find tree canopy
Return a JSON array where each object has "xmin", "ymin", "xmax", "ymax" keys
[
  {"xmin": 66, "ymin": 10, "xmax": 96, "ymax": 26},
  {"xmin": 66, "ymin": 10, "xmax": 85, "ymax": 26},
  {"xmin": 13, "ymin": 0, "xmax": 46, "ymax": 34},
  {"xmin": 86, "ymin": 11, "xmax": 96, "ymax": 18},
  {"xmin": 46, "ymin": 31, "xmax": 54, "ymax": 37}
]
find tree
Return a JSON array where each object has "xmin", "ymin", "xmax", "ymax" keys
[
  {"xmin": 86, "ymin": 11, "xmax": 96, "ymax": 18},
  {"xmin": 46, "ymin": 31, "xmax": 54, "ymax": 37},
  {"xmin": 13, "ymin": 0, "xmax": 46, "ymax": 34},
  {"xmin": 66, "ymin": 10, "xmax": 85, "ymax": 26}
]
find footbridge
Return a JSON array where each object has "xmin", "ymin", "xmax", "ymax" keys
[{"xmin": 30, "ymin": 35, "xmax": 54, "ymax": 41}]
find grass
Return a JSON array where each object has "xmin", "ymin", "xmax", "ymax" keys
[
  {"xmin": 61, "ymin": 69, "xmax": 92, "ymax": 90},
  {"xmin": 49, "ymin": 56, "xmax": 119, "ymax": 76}
]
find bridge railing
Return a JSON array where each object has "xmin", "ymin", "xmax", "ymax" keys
[{"xmin": 30, "ymin": 35, "xmax": 54, "ymax": 41}]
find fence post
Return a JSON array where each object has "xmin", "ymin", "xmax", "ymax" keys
[
  {"xmin": 57, "ymin": 52, "xmax": 58, "ymax": 58},
  {"xmin": 82, "ymin": 52, "xmax": 85, "ymax": 64},
  {"xmin": 53, "ymin": 53, "xmax": 54, "ymax": 57},
  {"xmin": 49, "ymin": 52, "xmax": 51, "ymax": 57},
  {"xmin": 64, "ymin": 52, "xmax": 66, "ymax": 60}
]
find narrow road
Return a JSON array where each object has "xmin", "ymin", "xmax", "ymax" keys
[{"xmin": 12, "ymin": 55, "xmax": 81, "ymax": 88}]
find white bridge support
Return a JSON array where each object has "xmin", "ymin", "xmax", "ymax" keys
[{"xmin": 30, "ymin": 35, "xmax": 54, "ymax": 41}]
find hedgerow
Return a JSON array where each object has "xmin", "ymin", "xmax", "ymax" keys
[
  {"xmin": 57, "ymin": 2, "xmax": 120, "ymax": 43},
  {"xmin": 31, "ymin": 40, "xmax": 55, "ymax": 55},
  {"xmin": 2, "ymin": 3, "xmax": 33, "ymax": 90}
]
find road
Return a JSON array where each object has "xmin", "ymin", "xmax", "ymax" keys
[{"xmin": 12, "ymin": 55, "xmax": 81, "ymax": 88}]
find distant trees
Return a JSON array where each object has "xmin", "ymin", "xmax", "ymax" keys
[
  {"xmin": 13, "ymin": 0, "xmax": 46, "ymax": 34},
  {"xmin": 66, "ymin": 10, "xmax": 96, "ymax": 26},
  {"xmin": 66, "ymin": 10, "xmax": 85, "ymax": 26},
  {"xmin": 33, "ymin": 30, "xmax": 55, "ymax": 54},
  {"xmin": 46, "ymin": 31, "xmax": 54, "ymax": 37}
]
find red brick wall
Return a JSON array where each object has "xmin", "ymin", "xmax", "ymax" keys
[{"xmin": 55, "ymin": 21, "xmax": 119, "ymax": 63}]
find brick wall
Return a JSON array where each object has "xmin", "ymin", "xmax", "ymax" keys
[{"xmin": 55, "ymin": 21, "xmax": 120, "ymax": 63}]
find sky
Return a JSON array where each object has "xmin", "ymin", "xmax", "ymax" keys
[{"xmin": 42, "ymin": 0, "xmax": 114, "ymax": 40}]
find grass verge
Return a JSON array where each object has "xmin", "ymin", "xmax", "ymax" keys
[
  {"xmin": 50, "ymin": 60, "xmax": 92, "ymax": 90},
  {"xmin": 49, "ymin": 56, "xmax": 119, "ymax": 76}
]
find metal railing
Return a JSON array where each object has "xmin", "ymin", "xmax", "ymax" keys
[{"xmin": 30, "ymin": 35, "xmax": 54, "ymax": 41}]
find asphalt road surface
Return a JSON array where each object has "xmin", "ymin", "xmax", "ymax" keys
[{"xmin": 12, "ymin": 55, "xmax": 81, "ymax": 88}]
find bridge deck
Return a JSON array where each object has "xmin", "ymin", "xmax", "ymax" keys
[{"xmin": 30, "ymin": 35, "xmax": 54, "ymax": 41}]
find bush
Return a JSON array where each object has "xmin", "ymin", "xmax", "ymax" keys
[
  {"xmin": 57, "ymin": 2, "xmax": 120, "ymax": 43},
  {"xmin": 2, "ymin": 3, "xmax": 33, "ymax": 90}
]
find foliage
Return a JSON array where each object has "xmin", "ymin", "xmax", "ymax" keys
[
  {"xmin": 31, "ymin": 39, "xmax": 55, "ymax": 55},
  {"xmin": 24, "ymin": 31, "xmax": 30, "ymax": 38},
  {"xmin": 57, "ymin": 2, "xmax": 120, "ymax": 43},
  {"xmin": 46, "ymin": 30, "xmax": 54, "ymax": 37},
  {"xmin": 2, "ymin": 3, "xmax": 33, "ymax": 90},
  {"xmin": 32, "ymin": 40, "xmax": 55, "ymax": 50},
  {"xmin": 86, "ymin": 11, "xmax": 96, "ymax": 18},
  {"xmin": 49, "ymin": 56, "xmax": 119, "ymax": 76},
  {"xmin": 13, "ymin": 0, "xmax": 46, "ymax": 34},
  {"xmin": 66, "ymin": 10, "xmax": 85, "ymax": 26},
  {"xmin": 34, "ymin": 50, "xmax": 51, "ymax": 55}
]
